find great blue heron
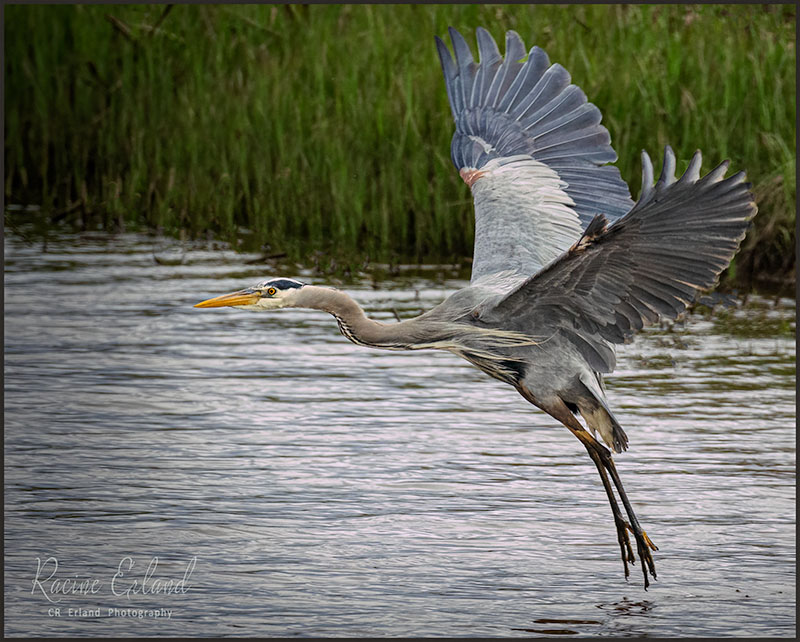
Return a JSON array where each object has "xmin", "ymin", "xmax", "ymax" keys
[{"xmin": 195, "ymin": 27, "xmax": 757, "ymax": 589}]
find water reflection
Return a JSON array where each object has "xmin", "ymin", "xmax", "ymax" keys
[{"xmin": 4, "ymin": 230, "xmax": 796, "ymax": 637}]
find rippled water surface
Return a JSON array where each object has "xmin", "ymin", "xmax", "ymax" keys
[{"xmin": 4, "ymin": 231, "xmax": 796, "ymax": 637}]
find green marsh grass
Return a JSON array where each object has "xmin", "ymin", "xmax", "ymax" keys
[{"xmin": 4, "ymin": 4, "xmax": 796, "ymax": 288}]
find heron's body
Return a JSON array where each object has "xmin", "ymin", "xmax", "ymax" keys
[{"xmin": 195, "ymin": 27, "xmax": 757, "ymax": 589}]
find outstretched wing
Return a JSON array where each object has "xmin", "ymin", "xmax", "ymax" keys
[
  {"xmin": 486, "ymin": 147, "xmax": 758, "ymax": 372},
  {"xmin": 436, "ymin": 27, "xmax": 634, "ymax": 287}
]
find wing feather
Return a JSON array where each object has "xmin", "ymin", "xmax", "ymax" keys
[
  {"xmin": 468, "ymin": 156, "xmax": 585, "ymax": 285},
  {"xmin": 484, "ymin": 31, "xmax": 526, "ymax": 107},
  {"xmin": 473, "ymin": 27, "xmax": 503, "ymax": 107},
  {"xmin": 436, "ymin": 27, "xmax": 634, "ymax": 287},
  {"xmin": 488, "ymin": 147, "xmax": 757, "ymax": 372},
  {"xmin": 448, "ymin": 26, "xmax": 477, "ymax": 111},
  {"xmin": 498, "ymin": 47, "xmax": 551, "ymax": 114}
]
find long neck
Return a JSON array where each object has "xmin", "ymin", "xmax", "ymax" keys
[
  {"xmin": 294, "ymin": 285, "xmax": 419, "ymax": 349},
  {"xmin": 292, "ymin": 285, "xmax": 538, "ymax": 367}
]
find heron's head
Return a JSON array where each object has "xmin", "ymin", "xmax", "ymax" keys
[{"xmin": 194, "ymin": 277, "xmax": 305, "ymax": 311}]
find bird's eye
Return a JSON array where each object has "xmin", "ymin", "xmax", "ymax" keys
[{"xmin": 267, "ymin": 287, "xmax": 277, "ymax": 296}]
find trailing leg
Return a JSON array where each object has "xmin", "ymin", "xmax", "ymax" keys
[
  {"xmin": 517, "ymin": 386, "xmax": 657, "ymax": 588},
  {"xmin": 595, "ymin": 445, "xmax": 659, "ymax": 582},
  {"xmin": 581, "ymin": 438, "xmax": 636, "ymax": 578}
]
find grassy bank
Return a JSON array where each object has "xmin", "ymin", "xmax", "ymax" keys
[{"xmin": 4, "ymin": 4, "xmax": 796, "ymax": 290}]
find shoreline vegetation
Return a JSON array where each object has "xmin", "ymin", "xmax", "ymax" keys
[{"xmin": 4, "ymin": 5, "xmax": 796, "ymax": 294}]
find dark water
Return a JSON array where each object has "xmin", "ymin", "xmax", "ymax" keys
[{"xmin": 4, "ymin": 231, "xmax": 796, "ymax": 637}]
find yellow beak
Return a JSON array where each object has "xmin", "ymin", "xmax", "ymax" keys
[{"xmin": 193, "ymin": 289, "xmax": 260, "ymax": 308}]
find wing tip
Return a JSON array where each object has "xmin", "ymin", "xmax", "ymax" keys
[
  {"xmin": 640, "ymin": 149, "xmax": 655, "ymax": 200},
  {"xmin": 435, "ymin": 34, "xmax": 452, "ymax": 63},
  {"xmin": 448, "ymin": 25, "xmax": 473, "ymax": 61},
  {"xmin": 659, "ymin": 145, "xmax": 677, "ymax": 186},
  {"xmin": 505, "ymin": 29, "xmax": 526, "ymax": 61}
]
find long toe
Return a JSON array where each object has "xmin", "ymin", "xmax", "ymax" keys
[
  {"xmin": 641, "ymin": 530, "xmax": 659, "ymax": 551},
  {"xmin": 613, "ymin": 516, "xmax": 636, "ymax": 579}
]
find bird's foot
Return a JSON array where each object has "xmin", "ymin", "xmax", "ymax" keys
[
  {"xmin": 630, "ymin": 526, "xmax": 658, "ymax": 590},
  {"xmin": 614, "ymin": 518, "xmax": 658, "ymax": 589}
]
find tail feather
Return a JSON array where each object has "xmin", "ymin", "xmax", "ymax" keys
[
  {"xmin": 578, "ymin": 401, "xmax": 628, "ymax": 453},
  {"xmin": 575, "ymin": 372, "xmax": 629, "ymax": 453}
]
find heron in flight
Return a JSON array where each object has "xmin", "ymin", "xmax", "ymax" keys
[{"xmin": 195, "ymin": 27, "xmax": 757, "ymax": 589}]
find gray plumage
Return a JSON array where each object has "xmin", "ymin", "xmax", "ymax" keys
[
  {"xmin": 195, "ymin": 27, "xmax": 758, "ymax": 590},
  {"xmin": 490, "ymin": 147, "xmax": 755, "ymax": 374},
  {"xmin": 436, "ymin": 26, "xmax": 635, "ymax": 234}
]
